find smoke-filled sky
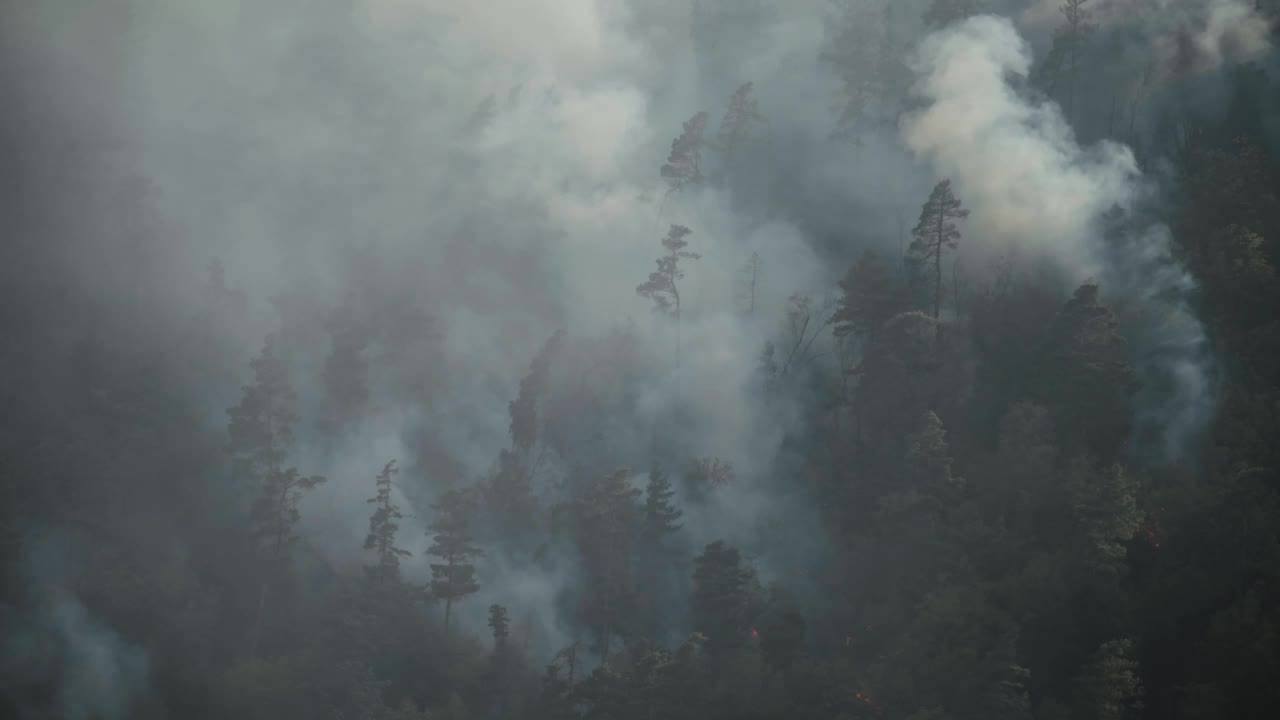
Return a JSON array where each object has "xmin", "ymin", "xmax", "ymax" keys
[{"xmin": 2, "ymin": 0, "xmax": 1274, "ymax": 658}]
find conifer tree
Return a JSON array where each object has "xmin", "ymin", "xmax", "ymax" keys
[
  {"xmin": 715, "ymin": 82, "xmax": 766, "ymax": 172},
  {"xmin": 1035, "ymin": 284, "xmax": 1138, "ymax": 462},
  {"xmin": 486, "ymin": 331, "xmax": 562, "ymax": 545},
  {"xmin": 364, "ymin": 459, "xmax": 410, "ymax": 585},
  {"xmin": 637, "ymin": 466, "xmax": 683, "ymax": 639},
  {"xmin": 573, "ymin": 470, "xmax": 641, "ymax": 658},
  {"xmin": 909, "ymin": 179, "xmax": 969, "ymax": 321},
  {"xmin": 691, "ymin": 541, "xmax": 753, "ymax": 654},
  {"xmin": 488, "ymin": 604, "xmax": 510, "ymax": 649},
  {"xmin": 660, "ymin": 112, "xmax": 709, "ymax": 195},
  {"xmin": 834, "ymin": 251, "xmax": 905, "ymax": 340},
  {"xmin": 637, "ymin": 225, "xmax": 701, "ymax": 361},
  {"xmin": 227, "ymin": 334, "xmax": 326, "ymax": 656},
  {"xmin": 428, "ymin": 488, "xmax": 483, "ymax": 630},
  {"xmin": 1037, "ymin": 0, "xmax": 1095, "ymax": 121},
  {"xmin": 1075, "ymin": 639, "xmax": 1143, "ymax": 720},
  {"xmin": 642, "ymin": 467, "xmax": 683, "ymax": 543}
]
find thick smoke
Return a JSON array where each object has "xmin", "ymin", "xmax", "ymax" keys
[
  {"xmin": 1, "ymin": 0, "xmax": 1266, "ymax": 685},
  {"xmin": 903, "ymin": 15, "xmax": 1215, "ymax": 458},
  {"xmin": 1, "ymin": 535, "xmax": 151, "ymax": 720}
]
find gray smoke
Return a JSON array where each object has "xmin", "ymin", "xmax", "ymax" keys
[{"xmin": 903, "ymin": 14, "xmax": 1216, "ymax": 459}]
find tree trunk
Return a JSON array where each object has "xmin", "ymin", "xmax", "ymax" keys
[
  {"xmin": 933, "ymin": 243, "xmax": 943, "ymax": 320},
  {"xmin": 444, "ymin": 595, "xmax": 453, "ymax": 631}
]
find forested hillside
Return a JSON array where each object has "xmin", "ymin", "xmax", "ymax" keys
[{"xmin": 3, "ymin": 2, "xmax": 1280, "ymax": 719}]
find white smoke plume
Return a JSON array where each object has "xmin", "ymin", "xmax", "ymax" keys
[{"xmin": 902, "ymin": 14, "xmax": 1215, "ymax": 459}]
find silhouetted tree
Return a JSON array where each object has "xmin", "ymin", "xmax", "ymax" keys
[
  {"xmin": 1033, "ymin": 284, "xmax": 1138, "ymax": 462},
  {"xmin": 637, "ymin": 224, "xmax": 701, "ymax": 361},
  {"xmin": 488, "ymin": 604, "xmax": 510, "ymax": 649},
  {"xmin": 364, "ymin": 459, "xmax": 410, "ymax": 585},
  {"xmin": 691, "ymin": 541, "xmax": 753, "ymax": 654},
  {"xmin": 428, "ymin": 489, "xmax": 482, "ymax": 631},
  {"xmin": 660, "ymin": 112, "xmax": 709, "ymax": 195},
  {"xmin": 227, "ymin": 334, "xmax": 326, "ymax": 656},
  {"xmin": 642, "ymin": 467, "xmax": 683, "ymax": 542},
  {"xmin": 909, "ymin": 179, "xmax": 969, "ymax": 321},
  {"xmin": 834, "ymin": 251, "xmax": 905, "ymax": 340},
  {"xmin": 573, "ymin": 470, "xmax": 641, "ymax": 658},
  {"xmin": 715, "ymin": 82, "xmax": 765, "ymax": 172}
]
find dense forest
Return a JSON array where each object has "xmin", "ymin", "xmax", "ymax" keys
[{"xmin": 4, "ymin": 1, "xmax": 1280, "ymax": 718}]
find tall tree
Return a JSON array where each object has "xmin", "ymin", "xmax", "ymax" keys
[
  {"xmin": 1037, "ymin": 0, "xmax": 1095, "ymax": 121},
  {"xmin": 1033, "ymin": 284, "xmax": 1138, "ymax": 463},
  {"xmin": 691, "ymin": 541, "xmax": 753, "ymax": 654},
  {"xmin": 833, "ymin": 251, "xmax": 905, "ymax": 340},
  {"xmin": 637, "ymin": 467, "xmax": 683, "ymax": 638},
  {"xmin": 660, "ymin": 112, "xmax": 709, "ymax": 196},
  {"xmin": 637, "ymin": 225, "xmax": 701, "ymax": 361},
  {"xmin": 714, "ymin": 82, "xmax": 766, "ymax": 173},
  {"xmin": 428, "ymin": 488, "xmax": 483, "ymax": 631},
  {"xmin": 486, "ymin": 331, "xmax": 563, "ymax": 545},
  {"xmin": 227, "ymin": 334, "xmax": 326, "ymax": 657},
  {"xmin": 573, "ymin": 470, "xmax": 641, "ymax": 658},
  {"xmin": 488, "ymin": 604, "xmax": 510, "ymax": 650},
  {"xmin": 1074, "ymin": 639, "xmax": 1143, "ymax": 720},
  {"xmin": 909, "ymin": 179, "xmax": 969, "ymax": 321},
  {"xmin": 364, "ymin": 459, "xmax": 410, "ymax": 586},
  {"xmin": 642, "ymin": 467, "xmax": 683, "ymax": 543}
]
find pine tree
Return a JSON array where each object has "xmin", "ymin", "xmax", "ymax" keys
[
  {"xmin": 909, "ymin": 179, "xmax": 969, "ymax": 321},
  {"xmin": 364, "ymin": 459, "xmax": 410, "ymax": 586},
  {"xmin": 486, "ymin": 331, "xmax": 562, "ymax": 545},
  {"xmin": 637, "ymin": 467, "xmax": 683, "ymax": 639},
  {"xmin": 1075, "ymin": 639, "xmax": 1143, "ymax": 720},
  {"xmin": 833, "ymin": 251, "xmax": 905, "ymax": 340},
  {"xmin": 1034, "ymin": 284, "xmax": 1138, "ymax": 462},
  {"xmin": 428, "ymin": 488, "xmax": 483, "ymax": 631},
  {"xmin": 714, "ymin": 82, "xmax": 766, "ymax": 173},
  {"xmin": 642, "ymin": 467, "xmax": 683, "ymax": 543},
  {"xmin": 573, "ymin": 470, "xmax": 641, "ymax": 658},
  {"xmin": 488, "ymin": 604, "xmax": 510, "ymax": 649},
  {"xmin": 691, "ymin": 541, "xmax": 753, "ymax": 653},
  {"xmin": 1037, "ymin": 0, "xmax": 1095, "ymax": 121},
  {"xmin": 1064, "ymin": 460, "xmax": 1141, "ymax": 565},
  {"xmin": 227, "ymin": 334, "xmax": 326, "ymax": 656},
  {"xmin": 637, "ymin": 225, "xmax": 701, "ymax": 361},
  {"xmin": 660, "ymin": 111, "xmax": 709, "ymax": 195}
]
